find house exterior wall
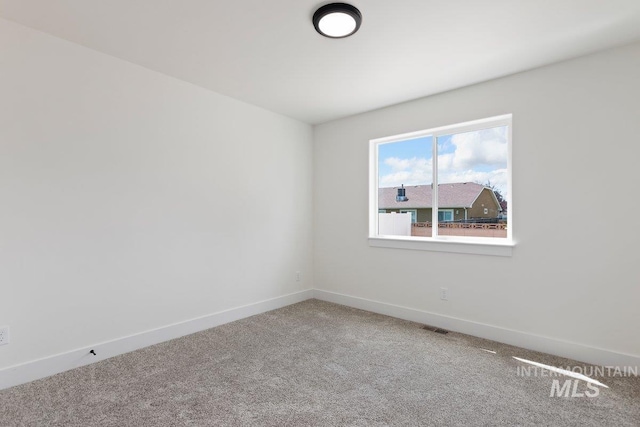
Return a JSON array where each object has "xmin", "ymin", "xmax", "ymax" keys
[
  {"xmin": 418, "ymin": 209, "xmax": 431, "ymax": 222},
  {"xmin": 385, "ymin": 208, "xmax": 467, "ymax": 222},
  {"xmin": 443, "ymin": 208, "xmax": 467, "ymax": 222},
  {"xmin": 468, "ymin": 188, "xmax": 500, "ymax": 218}
]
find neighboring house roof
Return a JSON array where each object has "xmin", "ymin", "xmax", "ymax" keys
[{"xmin": 378, "ymin": 182, "xmax": 500, "ymax": 210}]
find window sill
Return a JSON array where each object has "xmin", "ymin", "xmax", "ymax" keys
[{"xmin": 368, "ymin": 236, "xmax": 515, "ymax": 257}]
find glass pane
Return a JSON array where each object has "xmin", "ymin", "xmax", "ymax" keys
[
  {"xmin": 378, "ymin": 136, "xmax": 433, "ymax": 237},
  {"xmin": 438, "ymin": 210, "xmax": 453, "ymax": 222},
  {"xmin": 436, "ymin": 126, "xmax": 508, "ymax": 238}
]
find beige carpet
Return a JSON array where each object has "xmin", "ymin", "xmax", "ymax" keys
[{"xmin": 1, "ymin": 299, "xmax": 639, "ymax": 426}]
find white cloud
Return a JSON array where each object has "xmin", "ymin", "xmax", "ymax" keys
[
  {"xmin": 384, "ymin": 156, "xmax": 430, "ymax": 172},
  {"xmin": 443, "ymin": 127, "xmax": 507, "ymax": 171},
  {"xmin": 378, "ymin": 127, "xmax": 509, "ymax": 197},
  {"xmin": 380, "ymin": 157, "xmax": 432, "ymax": 187}
]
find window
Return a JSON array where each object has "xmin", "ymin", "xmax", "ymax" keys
[
  {"xmin": 438, "ymin": 209, "xmax": 454, "ymax": 222},
  {"xmin": 369, "ymin": 115, "xmax": 513, "ymax": 255}
]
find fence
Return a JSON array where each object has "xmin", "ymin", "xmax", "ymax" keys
[{"xmin": 413, "ymin": 221, "xmax": 507, "ymax": 230}]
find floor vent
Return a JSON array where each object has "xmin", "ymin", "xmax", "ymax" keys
[{"xmin": 421, "ymin": 325, "xmax": 449, "ymax": 334}]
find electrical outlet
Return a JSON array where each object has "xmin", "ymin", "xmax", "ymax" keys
[
  {"xmin": 296, "ymin": 271, "xmax": 301, "ymax": 282},
  {"xmin": 0, "ymin": 326, "xmax": 9, "ymax": 346},
  {"xmin": 440, "ymin": 287, "xmax": 448, "ymax": 301}
]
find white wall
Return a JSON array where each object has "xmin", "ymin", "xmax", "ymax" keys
[
  {"xmin": 314, "ymin": 42, "xmax": 640, "ymax": 363},
  {"xmin": 2, "ymin": 15, "xmax": 638, "ymax": 380},
  {"xmin": 0, "ymin": 18, "xmax": 313, "ymax": 370}
]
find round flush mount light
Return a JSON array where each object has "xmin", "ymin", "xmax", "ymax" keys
[{"xmin": 313, "ymin": 3, "xmax": 362, "ymax": 38}]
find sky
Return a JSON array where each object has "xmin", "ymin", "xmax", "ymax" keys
[{"xmin": 378, "ymin": 126, "xmax": 508, "ymax": 197}]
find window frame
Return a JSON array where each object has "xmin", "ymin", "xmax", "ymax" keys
[{"xmin": 369, "ymin": 114, "xmax": 514, "ymax": 256}]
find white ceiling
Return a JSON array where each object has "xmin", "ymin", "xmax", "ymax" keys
[{"xmin": 2, "ymin": 1, "xmax": 640, "ymax": 124}]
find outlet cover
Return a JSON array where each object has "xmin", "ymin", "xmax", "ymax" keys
[
  {"xmin": 0, "ymin": 326, "xmax": 9, "ymax": 346},
  {"xmin": 440, "ymin": 287, "xmax": 448, "ymax": 301}
]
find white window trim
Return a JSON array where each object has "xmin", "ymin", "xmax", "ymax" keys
[{"xmin": 369, "ymin": 114, "xmax": 514, "ymax": 257}]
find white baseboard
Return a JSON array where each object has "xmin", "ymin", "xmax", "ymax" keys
[
  {"xmin": 0, "ymin": 289, "xmax": 314, "ymax": 391},
  {"xmin": 3, "ymin": 288, "xmax": 637, "ymax": 390},
  {"xmin": 313, "ymin": 289, "xmax": 640, "ymax": 369}
]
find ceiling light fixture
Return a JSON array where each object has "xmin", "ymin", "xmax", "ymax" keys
[{"xmin": 313, "ymin": 3, "xmax": 362, "ymax": 38}]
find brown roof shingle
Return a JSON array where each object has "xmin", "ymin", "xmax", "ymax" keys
[{"xmin": 378, "ymin": 182, "xmax": 488, "ymax": 209}]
